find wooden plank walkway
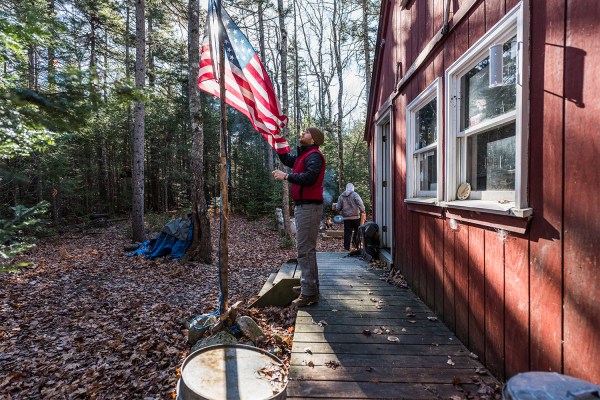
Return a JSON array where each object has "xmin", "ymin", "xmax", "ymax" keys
[{"xmin": 287, "ymin": 252, "xmax": 501, "ymax": 399}]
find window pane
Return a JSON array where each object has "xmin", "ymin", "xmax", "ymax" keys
[
  {"xmin": 467, "ymin": 123, "xmax": 515, "ymax": 191},
  {"xmin": 461, "ymin": 37, "xmax": 517, "ymax": 130},
  {"xmin": 415, "ymin": 98, "xmax": 437, "ymax": 150},
  {"xmin": 418, "ymin": 149, "xmax": 437, "ymax": 192}
]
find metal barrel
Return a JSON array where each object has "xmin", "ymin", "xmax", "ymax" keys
[{"xmin": 177, "ymin": 344, "xmax": 287, "ymax": 400}]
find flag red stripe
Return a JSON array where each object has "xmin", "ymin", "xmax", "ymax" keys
[
  {"xmin": 199, "ymin": 51, "xmax": 285, "ymax": 132},
  {"xmin": 197, "ymin": 28, "xmax": 289, "ymax": 154}
]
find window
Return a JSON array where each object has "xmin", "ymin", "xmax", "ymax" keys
[
  {"xmin": 445, "ymin": 2, "xmax": 530, "ymax": 214},
  {"xmin": 406, "ymin": 78, "xmax": 442, "ymax": 201}
]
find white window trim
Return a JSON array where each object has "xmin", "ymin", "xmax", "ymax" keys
[
  {"xmin": 405, "ymin": 77, "xmax": 443, "ymax": 202},
  {"xmin": 445, "ymin": 1, "xmax": 531, "ymax": 216}
]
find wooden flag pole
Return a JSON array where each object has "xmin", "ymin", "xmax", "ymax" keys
[{"xmin": 217, "ymin": 1, "xmax": 228, "ymax": 311}]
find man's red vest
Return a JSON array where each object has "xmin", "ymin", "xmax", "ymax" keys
[{"xmin": 291, "ymin": 147, "xmax": 325, "ymax": 202}]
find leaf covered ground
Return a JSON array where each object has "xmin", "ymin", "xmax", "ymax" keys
[{"xmin": 0, "ymin": 214, "xmax": 345, "ymax": 399}]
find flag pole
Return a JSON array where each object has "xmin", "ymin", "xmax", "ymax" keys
[{"xmin": 217, "ymin": 1, "xmax": 229, "ymax": 312}]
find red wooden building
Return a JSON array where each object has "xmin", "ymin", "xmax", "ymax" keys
[{"xmin": 365, "ymin": 0, "xmax": 599, "ymax": 383}]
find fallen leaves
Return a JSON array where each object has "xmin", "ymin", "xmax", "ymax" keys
[
  {"xmin": 477, "ymin": 383, "xmax": 495, "ymax": 394},
  {"xmin": 0, "ymin": 215, "xmax": 316, "ymax": 398},
  {"xmin": 324, "ymin": 360, "xmax": 340, "ymax": 369},
  {"xmin": 256, "ymin": 361, "xmax": 287, "ymax": 394},
  {"xmin": 386, "ymin": 269, "xmax": 408, "ymax": 288}
]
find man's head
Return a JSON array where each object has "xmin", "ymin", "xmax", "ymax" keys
[{"xmin": 300, "ymin": 127, "xmax": 324, "ymax": 146}]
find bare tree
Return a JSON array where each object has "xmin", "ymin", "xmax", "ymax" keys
[
  {"xmin": 332, "ymin": 0, "xmax": 345, "ymax": 192},
  {"xmin": 183, "ymin": 0, "xmax": 212, "ymax": 263},
  {"xmin": 362, "ymin": 0, "xmax": 372, "ymax": 101},
  {"xmin": 297, "ymin": 1, "xmax": 335, "ymax": 128},
  {"xmin": 292, "ymin": 0, "xmax": 300, "ymax": 137}
]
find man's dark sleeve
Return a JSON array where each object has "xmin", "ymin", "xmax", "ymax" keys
[
  {"xmin": 277, "ymin": 152, "xmax": 296, "ymax": 169},
  {"xmin": 287, "ymin": 152, "xmax": 323, "ymax": 186}
]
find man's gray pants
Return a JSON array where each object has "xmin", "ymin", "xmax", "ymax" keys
[{"xmin": 294, "ymin": 203, "xmax": 322, "ymax": 296}]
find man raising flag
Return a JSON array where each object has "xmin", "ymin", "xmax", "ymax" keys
[{"xmin": 198, "ymin": 0, "xmax": 290, "ymax": 154}]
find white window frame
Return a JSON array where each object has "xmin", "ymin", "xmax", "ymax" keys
[
  {"xmin": 445, "ymin": 1, "xmax": 531, "ymax": 216},
  {"xmin": 406, "ymin": 78, "xmax": 443, "ymax": 202}
]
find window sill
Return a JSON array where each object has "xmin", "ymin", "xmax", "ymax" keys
[
  {"xmin": 404, "ymin": 198, "xmax": 444, "ymax": 218},
  {"xmin": 442, "ymin": 200, "xmax": 533, "ymax": 218},
  {"xmin": 443, "ymin": 201, "xmax": 533, "ymax": 234},
  {"xmin": 404, "ymin": 197, "xmax": 439, "ymax": 205},
  {"xmin": 403, "ymin": 199, "xmax": 533, "ymax": 234}
]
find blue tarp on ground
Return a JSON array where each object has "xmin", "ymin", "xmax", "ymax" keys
[{"xmin": 126, "ymin": 218, "xmax": 193, "ymax": 260}]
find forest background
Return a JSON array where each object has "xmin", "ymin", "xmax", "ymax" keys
[{"xmin": 0, "ymin": 0, "xmax": 380, "ymax": 263}]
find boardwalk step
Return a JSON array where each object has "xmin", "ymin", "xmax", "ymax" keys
[
  {"xmin": 324, "ymin": 230, "xmax": 343, "ymax": 238},
  {"xmin": 272, "ymin": 261, "xmax": 299, "ymax": 285},
  {"xmin": 250, "ymin": 261, "xmax": 300, "ymax": 308},
  {"xmin": 257, "ymin": 272, "xmax": 277, "ymax": 297}
]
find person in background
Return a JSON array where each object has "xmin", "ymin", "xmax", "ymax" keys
[
  {"xmin": 272, "ymin": 127, "xmax": 326, "ymax": 307},
  {"xmin": 335, "ymin": 183, "xmax": 365, "ymax": 251}
]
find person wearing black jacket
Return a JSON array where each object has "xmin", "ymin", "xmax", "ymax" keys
[{"xmin": 272, "ymin": 127, "xmax": 326, "ymax": 307}]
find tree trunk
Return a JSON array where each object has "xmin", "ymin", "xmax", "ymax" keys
[
  {"xmin": 362, "ymin": 0, "xmax": 372, "ymax": 102},
  {"xmin": 183, "ymin": 0, "xmax": 212, "ymax": 264},
  {"xmin": 293, "ymin": 0, "xmax": 300, "ymax": 139},
  {"xmin": 27, "ymin": 47, "xmax": 35, "ymax": 90},
  {"xmin": 332, "ymin": 0, "xmax": 345, "ymax": 193},
  {"xmin": 132, "ymin": 0, "xmax": 146, "ymax": 242},
  {"xmin": 47, "ymin": 0, "xmax": 56, "ymax": 89},
  {"xmin": 257, "ymin": 0, "xmax": 274, "ymax": 174},
  {"xmin": 124, "ymin": 0, "xmax": 132, "ymax": 210},
  {"xmin": 278, "ymin": 0, "xmax": 294, "ymax": 241},
  {"xmin": 147, "ymin": 14, "xmax": 155, "ymax": 87},
  {"xmin": 89, "ymin": 13, "xmax": 108, "ymax": 205},
  {"xmin": 362, "ymin": 0, "xmax": 373, "ymax": 188}
]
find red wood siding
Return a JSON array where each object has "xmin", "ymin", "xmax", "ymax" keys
[
  {"xmin": 529, "ymin": 0, "xmax": 563, "ymax": 375},
  {"xmin": 484, "ymin": 229, "xmax": 505, "ymax": 379},
  {"xmin": 468, "ymin": 226, "xmax": 485, "ymax": 361},
  {"xmin": 367, "ymin": 0, "xmax": 600, "ymax": 384},
  {"xmin": 563, "ymin": 0, "xmax": 600, "ymax": 383}
]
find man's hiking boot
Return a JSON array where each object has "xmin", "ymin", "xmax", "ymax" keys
[
  {"xmin": 292, "ymin": 293, "xmax": 319, "ymax": 307},
  {"xmin": 292, "ymin": 286, "xmax": 301, "ymax": 296}
]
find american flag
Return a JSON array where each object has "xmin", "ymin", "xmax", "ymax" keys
[{"xmin": 198, "ymin": 0, "xmax": 290, "ymax": 154}]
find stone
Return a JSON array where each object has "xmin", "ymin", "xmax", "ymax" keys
[
  {"xmin": 272, "ymin": 333, "xmax": 284, "ymax": 346},
  {"xmin": 187, "ymin": 314, "xmax": 218, "ymax": 346},
  {"xmin": 237, "ymin": 337, "xmax": 255, "ymax": 347},
  {"xmin": 270, "ymin": 346, "xmax": 283, "ymax": 358},
  {"xmin": 235, "ymin": 315, "xmax": 265, "ymax": 344},
  {"xmin": 191, "ymin": 330, "xmax": 238, "ymax": 352}
]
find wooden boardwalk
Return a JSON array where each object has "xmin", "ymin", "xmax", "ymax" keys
[{"xmin": 287, "ymin": 252, "xmax": 501, "ymax": 399}]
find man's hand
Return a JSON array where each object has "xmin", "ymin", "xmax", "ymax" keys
[{"xmin": 272, "ymin": 170, "xmax": 287, "ymax": 181}]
